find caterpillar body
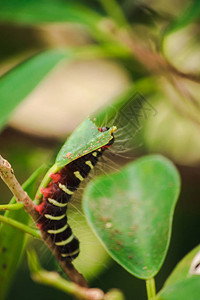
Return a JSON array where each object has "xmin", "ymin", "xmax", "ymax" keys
[{"xmin": 35, "ymin": 126, "xmax": 115, "ymax": 262}]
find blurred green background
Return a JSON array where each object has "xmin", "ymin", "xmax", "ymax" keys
[{"xmin": 0, "ymin": 0, "xmax": 200, "ymax": 299}]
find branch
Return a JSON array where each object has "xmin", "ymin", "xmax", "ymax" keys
[
  {"xmin": 125, "ymin": 32, "xmax": 200, "ymax": 83},
  {"xmin": 33, "ymin": 271, "xmax": 124, "ymax": 300},
  {"xmin": 99, "ymin": 22, "xmax": 200, "ymax": 84},
  {"xmin": 0, "ymin": 202, "xmax": 24, "ymax": 210},
  {"xmin": 27, "ymin": 250, "xmax": 125, "ymax": 300},
  {"xmin": 0, "ymin": 154, "xmax": 88, "ymax": 287},
  {"xmin": 32, "ymin": 270, "xmax": 104, "ymax": 300},
  {"xmin": 0, "ymin": 215, "xmax": 40, "ymax": 238},
  {"xmin": 0, "ymin": 155, "xmax": 38, "ymax": 218}
]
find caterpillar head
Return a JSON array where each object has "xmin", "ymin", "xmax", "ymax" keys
[{"xmin": 99, "ymin": 126, "xmax": 116, "ymax": 148}]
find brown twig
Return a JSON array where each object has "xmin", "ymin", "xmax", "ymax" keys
[
  {"xmin": 0, "ymin": 154, "xmax": 88, "ymax": 287},
  {"xmin": 0, "ymin": 155, "xmax": 38, "ymax": 218},
  {"xmin": 31, "ymin": 265, "xmax": 124, "ymax": 300},
  {"xmin": 118, "ymin": 29, "xmax": 200, "ymax": 84}
]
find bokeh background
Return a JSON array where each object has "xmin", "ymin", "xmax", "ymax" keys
[{"xmin": 0, "ymin": 0, "xmax": 200, "ymax": 299}]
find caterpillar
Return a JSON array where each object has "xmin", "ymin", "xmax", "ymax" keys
[{"xmin": 35, "ymin": 126, "xmax": 115, "ymax": 262}]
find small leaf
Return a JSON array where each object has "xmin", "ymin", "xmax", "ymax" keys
[
  {"xmin": 35, "ymin": 118, "xmax": 116, "ymax": 201},
  {"xmin": 164, "ymin": 245, "xmax": 200, "ymax": 287},
  {"xmin": 156, "ymin": 276, "xmax": 200, "ymax": 300},
  {"xmin": 0, "ymin": 165, "xmax": 45, "ymax": 300},
  {"xmin": 0, "ymin": 49, "xmax": 71, "ymax": 131},
  {"xmin": 83, "ymin": 155, "xmax": 180, "ymax": 279},
  {"xmin": 156, "ymin": 245, "xmax": 200, "ymax": 299},
  {"xmin": 56, "ymin": 118, "xmax": 116, "ymax": 168}
]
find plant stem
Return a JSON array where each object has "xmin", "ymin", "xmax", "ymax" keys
[
  {"xmin": 32, "ymin": 268, "xmax": 124, "ymax": 300},
  {"xmin": 0, "ymin": 215, "xmax": 41, "ymax": 238},
  {"xmin": 74, "ymin": 44, "xmax": 131, "ymax": 60},
  {"xmin": 0, "ymin": 202, "xmax": 24, "ymax": 210},
  {"xmin": 32, "ymin": 269, "xmax": 104, "ymax": 300},
  {"xmin": 28, "ymin": 250, "xmax": 125, "ymax": 300},
  {"xmin": 146, "ymin": 278, "xmax": 156, "ymax": 300},
  {"xmin": 0, "ymin": 155, "xmax": 39, "ymax": 219}
]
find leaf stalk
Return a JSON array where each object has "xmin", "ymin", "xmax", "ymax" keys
[{"xmin": 146, "ymin": 278, "xmax": 156, "ymax": 300}]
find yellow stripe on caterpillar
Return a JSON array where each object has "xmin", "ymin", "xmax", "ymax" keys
[
  {"xmin": 47, "ymin": 223, "xmax": 68, "ymax": 234},
  {"xmin": 59, "ymin": 183, "xmax": 74, "ymax": 195},
  {"xmin": 61, "ymin": 248, "xmax": 79, "ymax": 257},
  {"xmin": 74, "ymin": 171, "xmax": 84, "ymax": 181},
  {"xmin": 44, "ymin": 214, "xmax": 66, "ymax": 220},
  {"xmin": 85, "ymin": 160, "xmax": 94, "ymax": 169},
  {"xmin": 55, "ymin": 234, "xmax": 74, "ymax": 246},
  {"xmin": 48, "ymin": 198, "xmax": 68, "ymax": 207}
]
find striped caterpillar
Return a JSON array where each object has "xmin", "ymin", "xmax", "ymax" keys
[{"xmin": 35, "ymin": 126, "xmax": 115, "ymax": 262}]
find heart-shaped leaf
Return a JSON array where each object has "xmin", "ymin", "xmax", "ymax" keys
[{"xmin": 83, "ymin": 155, "xmax": 180, "ymax": 279}]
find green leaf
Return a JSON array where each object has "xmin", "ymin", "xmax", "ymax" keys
[
  {"xmin": 155, "ymin": 245, "xmax": 200, "ymax": 300},
  {"xmin": 165, "ymin": 0, "xmax": 200, "ymax": 36},
  {"xmin": 156, "ymin": 277, "xmax": 200, "ymax": 300},
  {"xmin": 35, "ymin": 119, "xmax": 116, "ymax": 201},
  {"xmin": 0, "ymin": 49, "xmax": 71, "ymax": 131},
  {"xmin": 0, "ymin": 165, "xmax": 45, "ymax": 300},
  {"xmin": 0, "ymin": 0, "xmax": 101, "ymax": 26},
  {"xmin": 164, "ymin": 245, "xmax": 200, "ymax": 287},
  {"xmin": 56, "ymin": 118, "xmax": 116, "ymax": 168},
  {"xmin": 83, "ymin": 155, "xmax": 180, "ymax": 279}
]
